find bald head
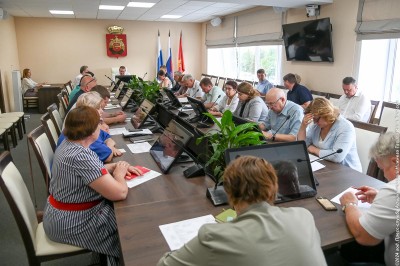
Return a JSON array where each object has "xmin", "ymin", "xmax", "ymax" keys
[
  {"xmin": 80, "ymin": 75, "xmax": 97, "ymax": 92},
  {"xmin": 266, "ymin": 88, "xmax": 286, "ymax": 113}
]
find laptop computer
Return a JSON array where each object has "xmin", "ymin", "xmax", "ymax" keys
[
  {"xmin": 224, "ymin": 141, "xmax": 317, "ymax": 204},
  {"xmin": 149, "ymin": 119, "xmax": 194, "ymax": 174}
]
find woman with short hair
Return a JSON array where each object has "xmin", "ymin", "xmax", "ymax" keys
[
  {"xmin": 297, "ymin": 98, "xmax": 362, "ymax": 172},
  {"xmin": 233, "ymin": 82, "xmax": 268, "ymax": 122},
  {"xmin": 209, "ymin": 80, "xmax": 239, "ymax": 117},
  {"xmin": 157, "ymin": 155, "xmax": 327, "ymax": 266},
  {"xmin": 44, "ymin": 106, "xmax": 142, "ymax": 265}
]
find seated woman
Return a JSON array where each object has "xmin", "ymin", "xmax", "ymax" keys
[
  {"xmin": 57, "ymin": 92, "xmax": 122, "ymax": 163},
  {"xmin": 233, "ymin": 82, "xmax": 268, "ymax": 122},
  {"xmin": 157, "ymin": 155, "xmax": 326, "ymax": 266},
  {"xmin": 297, "ymin": 98, "xmax": 362, "ymax": 172},
  {"xmin": 21, "ymin": 68, "xmax": 45, "ymax": 97},
  {"xmin": 208, "ymin": 80, "xmax": 239, "ymax": 117},
  {"xmin": 44, "ymin": 106, "xmax": 142, "ymax": 265},
  {"xmin": 157, "ymin": 69, "xmax": 172, "ymax": 89}
]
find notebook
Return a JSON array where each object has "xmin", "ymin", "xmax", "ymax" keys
[
  {"xmin": 149, "ymin": 119, "xmax": 194, "ymax": 174},
  {"xmin": 224, "ymin": 141, "xmax": 317, "ymax": 204}
]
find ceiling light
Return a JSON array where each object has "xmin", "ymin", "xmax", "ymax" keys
[
  {"xmin": 127, "ymin": 2, "xmax": 155, "ymax": 8},
  {"xmin": 99, "ymin": 5, "xmax": 125, "ymax": 10},
  {"xmin": 161, "ymin": 15, "xmax": 182, "ymax": 19},
  {"xmin": 49, "ymin": 10, "xmax": 74, "ymax": 15}
]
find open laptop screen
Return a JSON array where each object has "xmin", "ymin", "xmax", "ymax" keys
[
  {"xmin": 150, "ymin": 119, "xmax": 193, "ymax": 173},
  {"xmin": 224, "ymin": 141, "xmax": 317, "ymax": 203},
  {"xmin": 131, "ymin": 99, "xmax": 155, "ymax": 129}
]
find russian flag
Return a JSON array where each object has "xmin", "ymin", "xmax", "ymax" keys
[
  {"xmin": 166, "ymin": 30, "xmax": 173, "ymax": 79},
  {"xmin": 157, "ymin": 30, "xmax": 163, "ymax": 73}
]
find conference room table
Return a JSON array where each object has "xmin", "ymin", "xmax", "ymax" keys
[{"xmin": 109, "ymin": 110, "xmax": 386, "ymax": 266}]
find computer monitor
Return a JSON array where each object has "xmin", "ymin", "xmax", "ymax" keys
[
  {"xmin": 131, "ymin": 99, "xmax": 156, "ymax": 129},
  {"xmin": 119, "ymin": 89, "xmax": 134, "ymax": 110},
  {"xmin": 110, "ymin": 78, "xmax": 121, "ymax": 92},
  {"xmin": 149, "ymin": 119, "xmax": 194, "ymax": 174},
  {"xmin": 156, "ymin": 103, "xmax": 174, "ymax": 129},
  {"xmin": 115, "ymin": 75, "xmax": 134, "ymax": 83},
  {"xmin": 114, "ymin": 81, "xmax": 126, "ymax": 99},
  {"xmin": 186, "ymin": 96, "xmax": 213, "ymax": 124},
  {"xmin": 163, "ymin": 88, "xmax": 182, "ymax": 108},
  {"xmin": 224, "ymin": 141, "xmax": 317, "ymax": 204}
]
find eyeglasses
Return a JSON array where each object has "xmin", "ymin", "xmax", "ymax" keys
[
  {"xmin": 313, "ymin": 116, "xmax": 321, "ymax": 123},
  {"xmin": 225, "ymin": 86, "xmax": 235, "ymax": 91},
  {"xmin": 266, "ymin": 97, "xmax": 281, "ymax": 107},
  {"xmin": 85, "ymin": 78, "xmax": 96, "ymax": 87}
]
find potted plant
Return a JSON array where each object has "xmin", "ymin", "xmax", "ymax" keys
[
  {"xmin": 126, "ymin": 75, "xmax": 161, "ymax": 104},
  {"xmin": 196, "ymin": 110, "xmax": 265, "ymax": 205}
]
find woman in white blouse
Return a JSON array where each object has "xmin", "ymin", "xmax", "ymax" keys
[
  {"xmin": 21, "ymin": 68, "xmax": 45, "ymax": 97},
  {"xmin": 208, "ymin": 80, "xmax": 239, "ymax": 117}
]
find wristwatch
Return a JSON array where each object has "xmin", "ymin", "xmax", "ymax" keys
[{"xmin": 342, "ymin": 202, "xmax": 357, "ymax": 212}]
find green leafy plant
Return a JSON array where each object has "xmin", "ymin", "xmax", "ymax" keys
[
  {"xmin": 126, "ymin": 75, "xmax": 161, "ymax": 104},
  {"xmin": 196, "ymin": 110, "xmax": 265, "ymax": 183}
]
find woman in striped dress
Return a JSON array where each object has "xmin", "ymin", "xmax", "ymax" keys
[{"xmin": 43, "ymin": 106, "xmax": 142, "ymax": 265}]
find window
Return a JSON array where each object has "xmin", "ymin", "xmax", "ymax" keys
[
  {"xmin": 207, "ymin": 45, "xmax": 282, "ymax": 84},
  {"xmin": 357, "ymin": 39, "xmax": 400, "ymax": 103}
]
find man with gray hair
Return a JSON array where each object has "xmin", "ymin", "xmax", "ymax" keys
[
  {"xmin": 178, "ymin": 74, "xmax": 204, "ymax": 99},
  {"xmin": 171, "ymin": 71, "xmax": 184, "ymax": 93},
  {"xmin": 337, "ymin": 77, "xmax": 371, "ymax": 122},
  {"xmin": 259, "ymin": 88, "xmax": 304, "ymax": 142},
  {"xmin": 340, "ymin": 132, "xmax": 399, "ymax": 266}
]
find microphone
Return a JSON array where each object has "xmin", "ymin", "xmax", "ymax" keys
[
  {"xmin": 190, "ymin": 88, "xmax": 200, "ymax": 98},
  {"xmin": 209, "ymin": 95, "xmax": 221, "ymax": 109},
  {"xmin": 297, "ymin": 149, "xmax": 343, "ymax": 163},
  {"xmin": 104, "ymin": 74, "xmax": 115, "ymax": 84},
  {"xmin": 142, "ymin": 72, "xmax": 147, "ymax": 80},
  {"xmin": 270, "ymin": 115, "xmax": 291, "ymax": 141}
]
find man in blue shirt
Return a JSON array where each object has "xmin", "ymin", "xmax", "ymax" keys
[
  {"xmin": 256, "ymin": 69, "xmax": 274, "ymax": 96},
  {"xmin": 283, "ymin": 73, "xmax": 313, "ymax": 109},
  {"xmin": 259, "ymin": 88, "xmax": 304, "ymax": 142}
]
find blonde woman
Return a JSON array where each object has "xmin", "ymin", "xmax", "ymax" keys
[{"xmin": 297, "ymin": 98, "xmax": 362, "ymax": 172}]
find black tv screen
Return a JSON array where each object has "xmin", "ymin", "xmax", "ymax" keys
[{"xmin": 282, "ymin": 18, "xmax": 334, "ymax": 62}]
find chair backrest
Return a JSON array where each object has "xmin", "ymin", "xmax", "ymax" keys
[
  {"xmin": 61, "ymin": 89, "xmax": 69, "ymax": 106},
  {"xmin": 57, "ymin": 93, "xmax": 67, "ymax": 117},
  {"xmin": 217, "ymin": 77, "xmax": 226, "ymax": 89},
  {"xmin": 379, "ymin": 101, "xmax": 397, "ymax": 132},
  {"xmin": 28, "ymin": 125, "xmax": 54, "ymax": 184},
  {"xmin": 348, "ymin": 119, "xmax": 387, "ymax": 177},
  {"xmin": 64, "ymin": 81, "xmax": 72, "ymax": 95},
  {"xmin": 327, "ymin": 92, "xmax": 341, "ymax": 106},
  {"xmin": 0, "ymin": 151, "xmax": 38, "ymax": 264},
  {"xmin": 310, "ymin": 90, "xmax": 329, "ymax": 99},
  {"xmin": 47, "ymin": 103, "xmax": 62, "ymax": 135},
  {"xmin": 209, "ymin": 75, "xmax": 219, "ymax": 86},
  {"xmin": 369, "ymin": 100, "xmax": 380, "ymax": 124},
  {"xmin": 40, "ymin": 113, "xmax": 57, "ymax": 151}
]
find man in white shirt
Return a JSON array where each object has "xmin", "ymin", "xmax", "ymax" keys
[
  {"xmin": 337, "ymin": 77, "xmax": 371, "ymax": 122},
  {"xmin": 72, "ymin": 65, "xmax": 89, "ymax": 88},
  {"xmin": 200, "ymin": 77, "xmax": 225, "ymax": 109},
  {"xmin": 179, "ymin": 74, "xmax": 204, "ymax": 99}
]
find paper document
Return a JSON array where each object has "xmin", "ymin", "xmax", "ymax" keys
[
  {"xmin": 308, "ymin": 153, "xmax": 326, "ymax": 172},
  {"xmin": 178, "ymin": 97, "xmax": 189, "ymax": 103},
  {"xmin": 159, "ymin": 215, "xmax": 216, "ymax": 250},
  {"xmin": 331, "ymin": 187, "xmax": 371, "ymax": 210},
  {"xmin": 104, "ymin": 105, "xmax": 120, "ymax": 110},
  {"xmin": 42, "ymin": 84, "xmax": 51, "ymax": 87},
  {"xmin": 109, "ymin": 127, "xmax": 127, "ymax": 135},
  {"xmin": 126, "ymin": 169, "xmax": 161, "ymax": 188},
  {"xmin": 127, "ymin": 142, "xmax": 152, "ymax": 153}
]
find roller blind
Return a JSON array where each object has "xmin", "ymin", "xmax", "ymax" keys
[
  {"xmin": 205, "ymin": 16, "xmax": 235, "ymax": 48},
  {"xmin": 236, "ymin": 7, "xmax": 283, "ymax": 46},
  {"xmin": 356, "ymin": 0, "xmax": 400, "ymax": 40}
]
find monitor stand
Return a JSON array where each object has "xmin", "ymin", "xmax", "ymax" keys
[
  {"xmin": 175, "ymin": 152, "xmax": 193, "ymax": 163},
  {"xmin": 206, "ymin": 185, "xmax": 228, "ymax": 206}
]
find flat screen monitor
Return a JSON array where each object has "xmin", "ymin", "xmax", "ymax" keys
[
  {"xmin": 114, "ymin": 81, "xmax": 125, "ymax": 99},
  {"xmin": 119, "ymin": 89, "xmax": 134, "ymax": 110},
  {"xmin": 163, "ymin": 88, "xmax": 182, "ymax": 108},
  {"xmin": 225, "ymin": 141, "xmax": 317, "ymax": 204},
  {"xmin": 282, "ymin": 17, "xmax": 334, "ymax": 62},
  {"xmin": 115, "ymin": 75, "xmax": 134, "ymax": 83},
  {"xmin": 131, "ymin": 99, "xmax": 155, "ymax": 129},
  {"xmin": 150, "ymin": 119, "xmax": 193, "ymax": 173},
  {"xmin": 186, "ymin": 96, "xmax": 213, "ymax": 124},
  {"xmin": 156, "ymin": 103, "xmax": 173, "ymax": 129},
  {"xmin": 110, "ymin": 78, "xmax": 120, "ymax": 92}
]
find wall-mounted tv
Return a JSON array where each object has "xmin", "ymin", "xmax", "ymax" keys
[{"xmin": 282, "ymin": 18, "xmax": 334, "ymax": 62}]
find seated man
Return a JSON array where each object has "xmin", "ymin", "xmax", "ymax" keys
[
  {"xmin": 199, "ymin": 77, "xmax": 224, "ymax": 109},
  {"xmin": 256, "ymin": 68, "xmax": 274, "ymax": 96},
  {"xmin": 69, "ymin": 71, "xmax": 94, "ymax": 102},
  {"xmin": 91, "ymin": 85, "xmax": 127, "ymax": 124},
  {"xmin": 178, "ymin": 74, "xmax": 204, "ymax": 99},
  {"xmin": 67, "ymin": 75, "xmax": 97, "ymax": 112},
  {"xmin": 340, "ymin": 132, "xmax": 398, "ymax": 266},
  {"xmin": 337, "ymin": 77, "xmax": 371, "ymax": 122},
  {"xmin": 118, "ymin": 65, "xmax": 130, "ymax": 76},
  {"xmin": 259, "ymin": 88, "xmax": 304, "ymax": 142},
  {"xmin": 72, "ymin": 65, "xmax": 89, "ymax": 88},
  {"xmin": 283, "ymin": 73, "xmax": 313, "ymax": 109},
  {"xmin": 171, "ymin": 71, "xmax": 184, "ymax": 93}
]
